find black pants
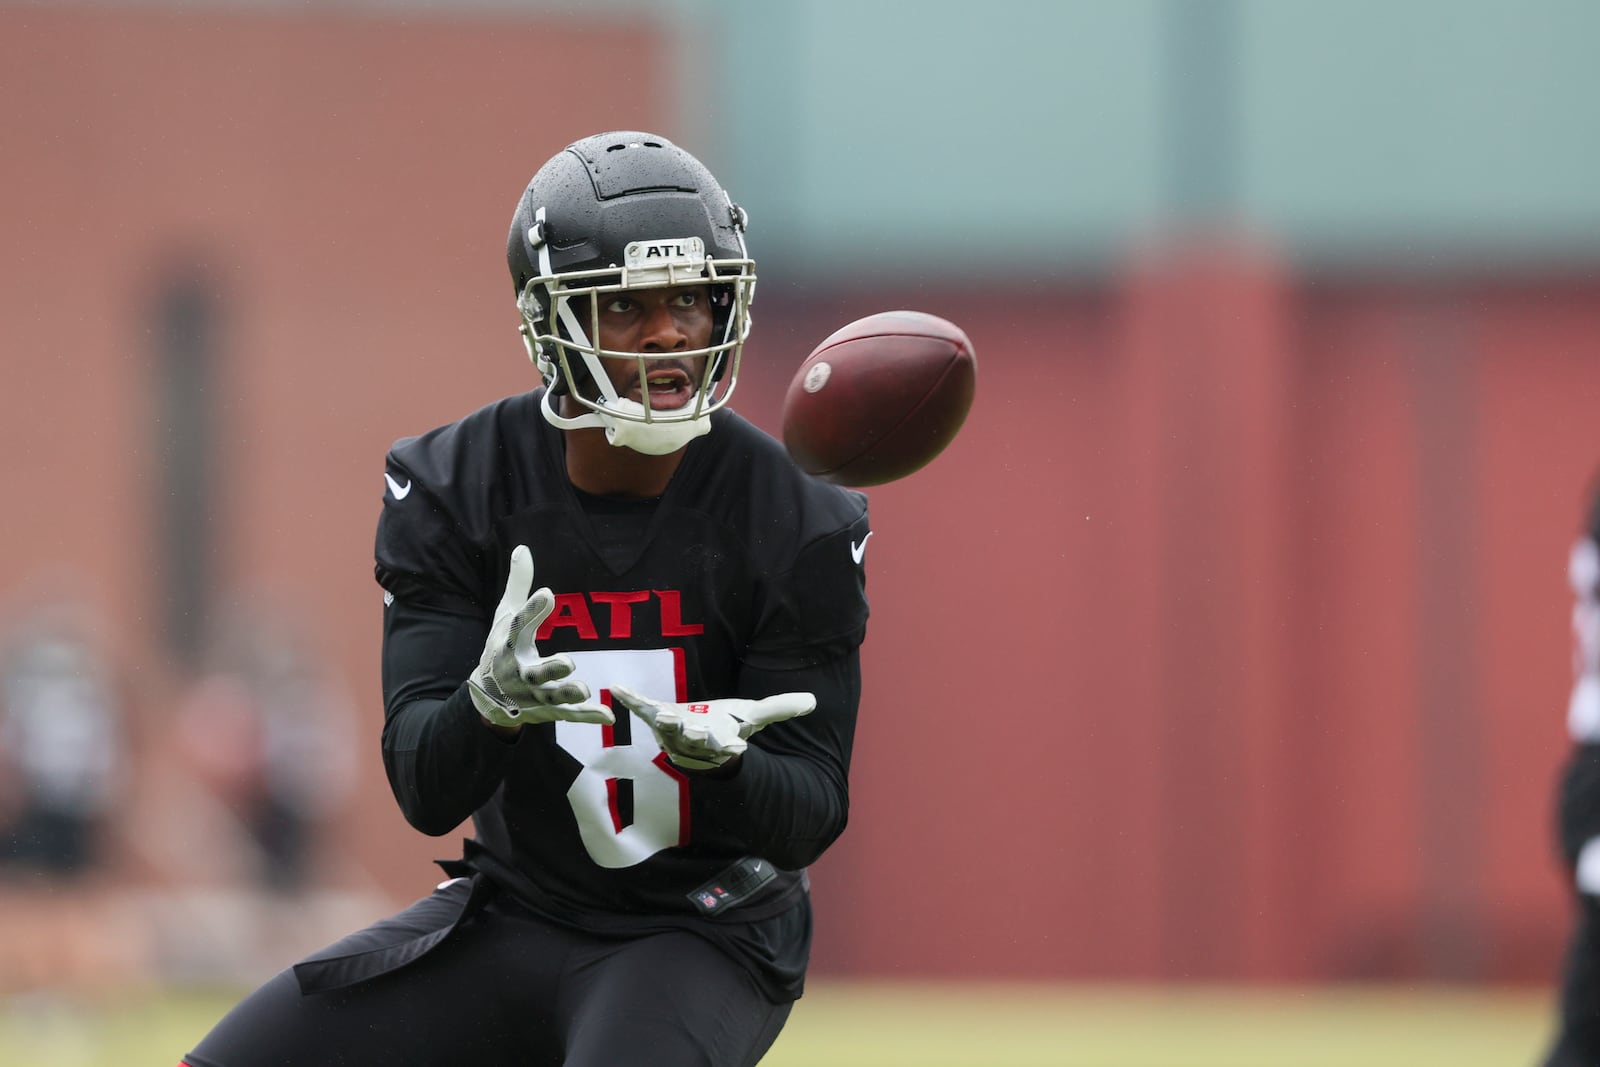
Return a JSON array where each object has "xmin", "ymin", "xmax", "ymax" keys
[{"xmin": 184, "ymin": 880, "xmax": 793, "ymax": 1067}]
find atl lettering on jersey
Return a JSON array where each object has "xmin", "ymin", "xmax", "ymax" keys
[{"xmin": 538, "ymin": 589, "xmax": 704, "ymax": 641}]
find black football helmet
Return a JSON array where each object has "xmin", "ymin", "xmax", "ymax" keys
[{"xmin": 507, "ymin": 131, "xmax": 756, "ymax": 454}]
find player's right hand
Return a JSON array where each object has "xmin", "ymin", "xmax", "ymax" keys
[{"xmin": 467, "ymin": 545, "xmax": 614, "ymax": 730}]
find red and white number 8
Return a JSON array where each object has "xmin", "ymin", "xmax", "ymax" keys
[{"xmin": 554, "ymin": 648, "xmax": 690, "ymax": 868}]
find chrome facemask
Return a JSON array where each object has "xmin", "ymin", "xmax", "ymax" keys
[{"xmin": 518, "ymin": 210, "xmax": 756, "ymax": 454}]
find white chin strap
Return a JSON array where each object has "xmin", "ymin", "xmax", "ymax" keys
[
  {"xmin": 601, "ymin": 399, "xmax": 713, "ymax": 455},
  {"xmin": 539, "ymin": 391, "xmax": 712, "ymax": 455}
]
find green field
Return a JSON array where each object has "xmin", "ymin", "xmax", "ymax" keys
[{"xmin": 0, "ymin": 981, "xmax": 1556, "ymax": 1066}]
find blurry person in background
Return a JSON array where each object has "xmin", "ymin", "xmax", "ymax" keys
[
  {"xmin": 0, "ymin": 600, "xmax": 122, "ymax": 880},
  {"xmin": 182, "ymin": 130, "xmax": 870, "ymax": 1067},
  {"xmin": 175, "ymin": 602, "xmax": 358, "ymax": 893},
  {"xmin": 0, "ymin": 594, "xmax": 151, "ymax": 1001},
  {"xmin": 1541, "ymin": 474, "xmax": 1600, "ymax": 1067}
]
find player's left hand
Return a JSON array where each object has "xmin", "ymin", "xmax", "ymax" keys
[{"xmin": 608, "ymin": 685, "xmax": 816, "ymax": 770}]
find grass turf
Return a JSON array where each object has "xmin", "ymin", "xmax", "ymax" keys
[{"xmin": 0, "ymin": 981, "xmax": 1556, "ymax": 1066}]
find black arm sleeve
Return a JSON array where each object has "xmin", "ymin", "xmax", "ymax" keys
[
  {"xmin": 1560, "ymin": 742, "xmax": 1600, "ymax": 868},
  {"xmin": 689, "ymin": 650, "xmax": 861, "ymax": 870},
  {"xmin": 379, "ymin": 596, "xmax": 519, "ymax": 836}
]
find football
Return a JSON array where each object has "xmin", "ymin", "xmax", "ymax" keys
[{"xmin": 782, "ymin": 310, "xmax": 977, "ymax": 486}]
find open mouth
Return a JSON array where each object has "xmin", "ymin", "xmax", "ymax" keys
[{"xmin": 627, "ymin": 366, "xmax": 695, "ymax": 411}]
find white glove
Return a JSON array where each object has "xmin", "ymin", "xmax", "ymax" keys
[
  {"xmin": 467, "ymin": 545, "xmax": 613, "ymax": 729},
  {"xmin": 609, "ymin": 685, "xmax": 815, "ymax": 770}
]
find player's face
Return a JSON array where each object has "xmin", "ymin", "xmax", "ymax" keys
[{"xmin": 593, "ymin": 284, "xmax": 715, "ymax": 412}]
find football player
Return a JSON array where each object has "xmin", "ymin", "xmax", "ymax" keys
[
  {"xmin": 1542, "ymin": 478, "xmax": 1600, "ymax": 1067},
  {"xmin": 183, "ymin": 131, "xmax": 871, "ymax": 1067}
]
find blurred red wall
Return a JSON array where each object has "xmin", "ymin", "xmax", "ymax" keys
[
  {"xmin": 753, "ymin": 260, "xmax": 1600, "ymax": 983},
  {"xmin": 4, "ymin": 7, "xmax": 1598, "ymax": 984}
]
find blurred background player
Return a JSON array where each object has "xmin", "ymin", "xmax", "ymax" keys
[
  {"xmin": 174, "ymin": 602, "xmax": 358, "ymax": 894},
  {"xmin": 182, "ymin": 131, "xmax": 871, "ymax": 1067},
  {"xmin": 0, "ymin": 593, "xmax": 143, "ymax": 1001},
  {"xmin": 0, "ymin": 599, "xmax": 122, "ymax": 881},
  {"xmin": 1541, "ymin": 474, "xmax": 1600, "ymax": 1067}
]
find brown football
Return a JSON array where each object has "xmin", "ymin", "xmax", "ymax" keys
[{"xmin": 782, "ymin": 310, "xmax": 977, "ymax": 487}]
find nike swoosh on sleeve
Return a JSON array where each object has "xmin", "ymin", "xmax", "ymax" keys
[
  {"xmin": 850, "ymin": 532, "xmax": 873, "ymax": 564},
  {"xmin": 385, "ymin": 472, "xmax": 412, "ymax": 500}
]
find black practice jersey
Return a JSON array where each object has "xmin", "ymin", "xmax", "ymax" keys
[{"xmin": 373, "ymin": 388, "xmax": 869, "ymax": 999}]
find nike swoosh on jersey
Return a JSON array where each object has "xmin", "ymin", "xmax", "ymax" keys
[
  {"xmin": 850, "ymin": 532, "xmax": 873, "ymax": 564},
  {"xmin": 385, "ymin": 472, "xmax": 412, "ymax": 500}
]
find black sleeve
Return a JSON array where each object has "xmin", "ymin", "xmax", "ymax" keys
[
  {"xmin": 1561, "ymin": 742, "xmax": 1600, "ymax": 868},
  {"xmin": 378, "ymin": 595, "xmax": 519, "ymax": 836},
  {"xmin": 745, "ymin": 509, "xmax": 870, "ymax": 669},
  {"xmin": 374, "ymin": 447, "xmax": 488, "ymax": 617},
  {"xmin": 688, "ymin": 650, "xmax": 861, "ymax": 871}
]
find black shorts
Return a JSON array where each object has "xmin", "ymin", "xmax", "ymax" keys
[{"xmin": 184, "ymin": 878, "xmax": 793, "ymax": 1067}]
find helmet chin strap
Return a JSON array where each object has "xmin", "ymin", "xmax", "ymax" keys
[
  {"xmin": 539, "ymin": 390, "xmax": 712, "ymax": 455},
  {"xmin": 603, "ymin": 400, "xmax": 713, "ymax": 454}
]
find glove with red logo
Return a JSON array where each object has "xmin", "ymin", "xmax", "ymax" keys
[{"xmin": 607, "ymin": 685, "xmax": 815, "ymax": 770}]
